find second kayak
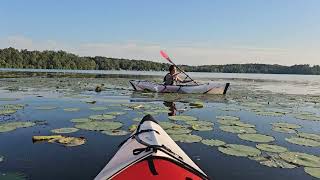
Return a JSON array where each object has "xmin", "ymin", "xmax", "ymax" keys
[
  {"xmin": 95, "ymin": 114, "xmax": 209, "ymax": 180},
  {"xmin": 130, "ymin": 80, "xmax": 230, "ymax": 94}
]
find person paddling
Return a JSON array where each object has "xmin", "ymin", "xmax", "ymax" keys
[{"xmin": 164, "ymin": 65, "xmax": 192, "ymax": 85}]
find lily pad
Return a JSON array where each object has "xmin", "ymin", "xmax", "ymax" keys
[
  {"xmin": 154, "ymin": 109, "xmax": 171, "ymax": 113},
  {"xmin": 89, "ymin": 107, "xmax": 108, "ymax": 111},
  {"xmin": 106, "ymin": 111, "xmax": 126, "ymax": 116},
  {"xmin": 171, "ymin": 134, "xmax": 202, "ymax": 143},
  {"xmin": 191, "ymin": 124, "xmax": 213, "ymax": 131},
  {"xmin": 0, "ymin": 98, "xmax": 19, "ymax": 101},
  {"xmin": 216, "ymin": 115, "xmax": 240, "ymax": 121},
  {"xmin": 219, "ymin": 125, "xmax": 256, "ymax": 134},
  {"xmin": 256, "ymin": 111, "xmax": 284, "ymax": 116},
  {"xmin": 75, "ymin": 121, "xmax": 122, "ymax": 131},
  {"xmin": 159, "ymin": 122, "xmax": 182, "ymax": 129},
  {"xmin": 89, "ymin": 114, "xmax": 115, "ymax": 120},
  {"xmin": 218, "ymin": 119, "xmax": 255, "ymax": 128},
  {"xmin": 0, "ymin": 172, "xmax": 27, "ymax": 180},
  {"xmin": 55, "ymin": 137, "xmax": 86, "ymax": 147},
  {"xmin": 279, "ymin": 152, "xmax": 320, "ymax": 167},
  {"xmin": 128, "ymin": 124, "xmax": 137, "ymax": 132},
  {"xmin": 201, "ymin": 139, "xmax": 226, "ymax": 146},
  {"xmin": 0, "ymin": 122, "xmax": 36, "ymax": 133},
  {"xmin": 166, "ymin": 126, "xmax": 192, "ymax": 135},
  {"xmin": 34, "ymin": 106, "xmax": 57, "ymax": 110},
  {"xmin": 218, "ymin": 144, "xmax": 261, "ymax": 157},
  {"xmin": 102, "ymin": 130, "xmax": 129, "ymax": 136},
  {"xmin": 295, "ymin": 114, "xmax": 320, "ymax": 121},
  {"xmin": 0, "ymin": 109, "xmax": 17, "ymax": 115},
  {"xmin": 256, "ymin": 144, "xmax": 288, "ymax": 153},
  {"xmin": 272, "ymin": 127, "xmax": 296, "ymax": 134},
  {"xmin": 133, "ymin": 117, "xmax": 142, "ymax": 122},
  {"xmin": 272, "ymin": 122, "xmax": 301, "ymax": 129},
  {"xmin": 285, "ymin": 137, "xmax": 320, "ymax": 147},
  {"xmin": 257, "ymin": 154, "xmax": 296, "ymax": 169},
  {"xmin": 189, "ymin": 102, "xmax": 204, "ymax": 108},
  {"xmin": 51, "ymin": 128, "xmax": 79, "ymax": 134},
  {"xmin": 304, "ymin": 167, "xmax": 320, "ymax": 178},
  {"xmin": 298, "ymin": 132, "xmax": 320, "ymax": 141},
  {"xmin": 63, "ymin": 108, "xmax": 80, "ymax": 112},
  {"xmin": 2, "ymin": 104, "xmax": 24, "ymax": 110},
  {"xmin": 238, "ymin": 133, "xmax": 275, "ymax": 143},
  {"xmin": 168, "ymin": 115, "xmax": 197, "ymax": 121},
  {"xmin": 70, "ymin": 118, "xmax": 91, "ymax": 123}
]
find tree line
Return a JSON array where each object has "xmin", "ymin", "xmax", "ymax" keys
[{"xmin": 1, "ymin": 47, "xmax": 320, "ymax": 75}]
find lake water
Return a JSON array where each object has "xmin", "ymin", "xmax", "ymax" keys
[{"xmin": 0, "ymin": 69, "xmax": 319, "ymax": 180}]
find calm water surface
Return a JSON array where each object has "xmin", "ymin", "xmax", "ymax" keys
[{"xmin": 0, "ymin": 69, "xmax": 319, "ymax": 180}]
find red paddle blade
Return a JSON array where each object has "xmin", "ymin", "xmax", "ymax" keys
[{"xmin": 160, "ymin": 50, "xmax": 172, "ymax": 63}]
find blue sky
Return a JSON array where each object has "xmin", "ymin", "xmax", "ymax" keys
[{"xmin": 1, "ymin": 0, "xmax": 319, "ymax": 65}]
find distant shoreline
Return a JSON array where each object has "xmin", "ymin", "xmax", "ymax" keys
[{"xmin": 1, "ymin": 47, "xmax": 320, "ymax": 75}]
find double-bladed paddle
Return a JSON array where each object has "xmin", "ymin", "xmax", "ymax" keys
[{"xmin": 160, "ymin": 50, "xmax": 198, "ymax": 85}]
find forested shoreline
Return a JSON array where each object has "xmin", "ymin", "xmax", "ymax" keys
[{"xmin": 1, "ymin": 47, "xmax": 320, "ymax": 75}]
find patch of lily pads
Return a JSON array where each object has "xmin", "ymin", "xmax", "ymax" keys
[
  {"xmin": 51, "ymin": 127, "xmax": 79, "ymax": 134},
  {"xmin": 216, "ymin": 115, "xmax": 240, "ymax": 121},
  {"xmin": 168, "ymin": 115, "xmax": 197, "ymax": 121},
  {"xmin": 304, "ymin": 167, "xmax": 320, "ymax": 179},
  {"xmin": 101, "ymin": 130, "xmax": 129, "ymax": 136},
  {"xmin": 75, "ymin": 121, "xmax": 122, "ymax": 131},
  {"xmin": 171, "ymin": 134, "xmax": 202, "ymax": 143},
  {"xmin": 0, "ymin": 122, "xmax": 35, "ymax": 133},
  {"xmin": 89, "ymin": 106, "xmax": 108, "ymax": 111},
  {"xmin": 49, "ymin": 136, "xmax": 86, "ymax": 147},
  {"xmin": 218, "ymin": 119, "xmax": 255, "ymax": 128},
  {"xmin": 128, "ymin": 124, "xmax": 137, "ymax": 132},
  {"xmin": 1, "ymin": 104, "xmax": 25, "ymax": 110},
  {"xmin": 251, "ymin": 153, "xmax": 296, "ymax": 169},
  {"xmin": 201, "ymin": 139, "xmax": 226, "ymax": 146},
  {"xmin": 0, "ymin": 172, "xmax": 27, "ymax": 180},
  {"xmin": 63, "ymin": 108, "xmax": 80, "ymax": 112},
  {"xmin": 219, "ymin": 125, "xmax": 257, "ymax": 134},
  {"xmin": 256, "ymin": 111, "xmax": 284, "ymax": 117},
  {"xmin": 218, "ymin": 144, "xmax": 261, "ymax": 157},
  {"xmin": 184, "ymin": 120, "xmax": 213, "ymax": 131},
  {"xmin": 285, "ymin": 137, "xmax": 320, "ymax": 147},
  {"xmin": 295, "ymin": 114, "xmax": 320, "ymax": 121},
  {"xmin": 70, "ymin": 118, "xmax": 91, "ymax": 123},
  {"xmin": 89, "ymin": 114, "xmax": 116, "ymax": 120},
  {"xmin": 0, "ymin": 109, "xmax": 17, "ymax": 115},
  {"xmin": 34, "ymin": 106, "xmax": 57, "ymax": 110},
  {"xmin": 298, "ymin": 132, "xmax": 320, "ymax": 141},
  {"xmin": 106, "ymin": 111, "xmax": 126, "ymax": 116},
  {"xmin": 256, "ymin": 144, "xmax": 288, "ymax": 153},
  {"xmin": 279, "ymin": 151, "xmax": 320, "ymax": 167},
  {"xmin": 238, "ymin": 133, "xmax": 275, "ymax": 143},
  {"xmin": 166, "ymin": 127, "xmax": 192, "ymax": 135}
]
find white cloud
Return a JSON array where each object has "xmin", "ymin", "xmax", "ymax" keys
[{"xmin": 0, "ymin": 35, "xmax": 318, "ymax": 66}]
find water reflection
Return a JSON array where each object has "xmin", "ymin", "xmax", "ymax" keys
[{"xmin": 163, "ymin": 101, "xmax": 177, "ymax": 116}]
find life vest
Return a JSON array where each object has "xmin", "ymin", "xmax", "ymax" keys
[{"xmin": 163, "ymin": 73, "xmax": 174, "ymax": 85}]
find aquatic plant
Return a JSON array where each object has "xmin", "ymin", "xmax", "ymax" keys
[
  {"xmin": 51, "ymin": 128, "xmax": 79, "ymax": 134},
  {"xmin": 201, "ymin": 139, "xmax": 225, "ymax": 146},
  {"xmin": 218, "ymin": 144, "xmax": 261, "ymax": 157}
]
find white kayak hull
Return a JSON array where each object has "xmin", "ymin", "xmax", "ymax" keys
[
  {"xmin": 95, "ymin": 115, "xmax": 209, "ymax": 180},
  {"xmin": 130, "ymin": 80, "xmax": 230, "ymax": 94}
]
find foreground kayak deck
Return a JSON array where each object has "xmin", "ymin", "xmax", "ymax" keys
[
  {"xmin": 95, "ymin": 115, "xmax": 209, "ymax": 180},
  {"xmin": 130, "ymin": 80, "xmax": 230, "ymax": 94}
]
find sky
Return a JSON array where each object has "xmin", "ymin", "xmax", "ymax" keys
[{"xmin": 0, "ymin": 0, "xmax": 319, "ymax": 65}]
